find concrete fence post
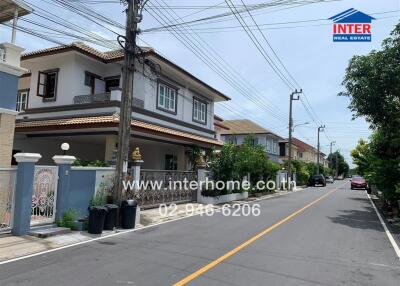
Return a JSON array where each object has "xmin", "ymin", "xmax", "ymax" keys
[
  {"xmin": 131, "ymin": 159, "xmax": 143, "ymax": 228},
  {"xmin": 53, "ymin": 155, "xmax": 76, "ymax": 221},
  {"xmin": 197, "ymin": 166, "xmax": 208, "ymax": 202},
  {"xmin": 131, "ymin": 159, "xmax": 143, "ymax": 188},
  {"xmin": 12, "ymin": 153, "xmax": 41, "ymax": 236}
]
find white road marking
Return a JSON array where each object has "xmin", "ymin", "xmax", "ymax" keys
[
  {"xmin": 0, "ymin": 213, "xmax": 199, "ymax": 266},
  {"xmin": 367, "ymin": 192, "xmax": 400, "ymax": 259}
]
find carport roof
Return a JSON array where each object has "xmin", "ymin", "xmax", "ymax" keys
[{"xmin": 15, "ymin": 114, "xmax": 223, "ymax": 147}]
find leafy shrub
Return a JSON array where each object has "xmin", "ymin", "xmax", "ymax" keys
[
  {"xmin": 73, "ymin": 159, "xmax": 109, "ymax": 167},
  {"xmin": 90, "ymin": 189, "xmax": 107, "ymax": 207},
  {"xmin": 210, "ymin": 135, "xmax": 280, "ymax": 192},
  {"xmin": 57, "ymin": 209, "xmax": 77, "ymax": 230}
]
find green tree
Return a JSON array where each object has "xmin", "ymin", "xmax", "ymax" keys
[
  {"xmin": 210, "ymin": 135, "xmax": 280, "ymax": 193},
  {"xmin": 339, "ymin": 23, "xmax": 400, "ymax": 129},
  {"xmin": 350, "ymin": 139, "xmax": 371, "ymax": 176},
  {"xmin": 341, "ymin": 22, "xmax": 400, "ymax": 203},
  {"xmin": 327, "ymin": 151, "xmax": 350, "ymax": 177}
]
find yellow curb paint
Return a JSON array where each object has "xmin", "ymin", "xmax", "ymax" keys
[{"xmin": 173, "ymin": 187, "xmax": 341, "ymax": 286}]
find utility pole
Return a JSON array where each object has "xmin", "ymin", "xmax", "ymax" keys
[
  {"xmin": 335, "ymin": 151, "xmax": 339, "ymax": 179},
  {"xmin": 329, "ymin": 141, "xmax": 336, "ymax": 174},
  {"xmin": 316, "ymin": 125, "xmax": 325, "ymax": 175},
  {"xmin": 288, "ymin": 89, "xmax": 302, "ymax": 190},
  {"xmin": 114, "ymin": 0, "xmax": 141, "ymax": 204}
]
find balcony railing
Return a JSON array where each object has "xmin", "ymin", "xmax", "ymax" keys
[
  {"xmin": 73, "ymin": 89, "xmax": 144, "ymax": 108},
  {"xmin": 73, "ymin": 93, "xmax": 111, "ymax": 104}
]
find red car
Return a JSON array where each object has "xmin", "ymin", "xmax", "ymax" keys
[{"xmin": 351, "ymin": 176, "xmax": 367, "ymax": 189}]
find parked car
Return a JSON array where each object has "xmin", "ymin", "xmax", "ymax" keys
[
  {"xmin": 308, "ymin": 174, "xmax": 326, "ymax": 187},
  {"xmin": 350, "ymin": 175, "xmax": 361, "ymax": 182},
  {"xmin": 351, "ymin": 176, "xmax": 368, "ymax": 190},
  {"xmin": 325, "ymin": 176, "xmax": 334, "ymax": 183}
]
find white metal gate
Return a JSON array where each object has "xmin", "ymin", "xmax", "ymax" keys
[
  {"xmin": 0, "ymin": 168, "xmax": 16, "ymax": 232},
  {"xmin": 31, "ymin": 166, "xmax": 58, "ymax": 226}
]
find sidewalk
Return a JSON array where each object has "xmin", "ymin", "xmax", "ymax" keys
[{"xmin": 0, "ymin": 187, "xmax": 306, "ymax": 263}]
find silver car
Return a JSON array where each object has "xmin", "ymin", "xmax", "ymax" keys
[{"xmin": 325, "ymin": 176, "xmax": 334, "ymax": 183}]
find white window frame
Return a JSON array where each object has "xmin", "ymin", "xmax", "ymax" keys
[
  {"xmin": 16, "ymin": 90, "xmax": 29, "ymax": 112},
  {"xmin": 157, "ymin": 81, "xmax": 177, "ymax": 114},
  {"xmin": 266, "ymin": 138, "xmax": 272, "ymax": 152},
  {"xmin": 272, "ymin": 139, "xmax": 278, "ymax": 154},
  {"xmin": 193, "ymin": 97, "xmax": 207, "ymax": 124}
]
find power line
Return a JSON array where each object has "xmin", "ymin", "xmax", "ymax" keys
[{"xmin": 144, "ymin": 0, "xmax": 290, "ymax": 125}]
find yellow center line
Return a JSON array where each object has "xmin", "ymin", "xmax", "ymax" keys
[{"xmin": 173, "ymin": 185, "xmax": 343, "ymax": 286}]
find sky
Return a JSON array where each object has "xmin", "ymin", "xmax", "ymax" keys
[{"xmin": 1, "ymin": 0, "xmax": 399, "ymax": 167}]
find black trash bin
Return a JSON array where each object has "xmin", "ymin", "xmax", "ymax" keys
[
  {"xmin": 104, "ymin": 204, "xmax": 119, "ymax": 230},
  {"xmin": 88, "ymin": 206, "xmax": 108, "ymax": 234},
  {"xmin": 121, "ymin": 200, "xmax": 137, "ymax": 229}
]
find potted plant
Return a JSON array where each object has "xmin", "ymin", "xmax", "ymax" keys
[{"xmin": 88, "ymin": 190, "xmax": 108, "ymax": 234}]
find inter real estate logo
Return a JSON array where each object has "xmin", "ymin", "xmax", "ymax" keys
[{"xmin": 329, "ymin": 8, "xmax": 375, "ymax": 42}]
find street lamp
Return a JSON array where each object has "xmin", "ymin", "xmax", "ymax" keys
[
  {"xmin": 61, "ymin": 143, "xmax": 70, "ymax": 155},
  {"xmin": 292, "ymin": 121, "xmax": 310, "ymax": 132}
]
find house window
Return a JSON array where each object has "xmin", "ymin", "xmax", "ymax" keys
[
  {"xmin": 157, "ymin": 81, "xmax": 177, "ymax": 114},
  {"xmin": 249, "ymin": 137, "xmax": 258, "ymax": 146},
  {"xmin": 105, "ymin": 76, "xmax": 120, "ymax": 92},
  {"xmin": 266, "ymin": 138, "xmax": 272, "ymax": 152},
  {"xmin": 37, "ymin": 69, "xmax": 59, "ymax": 101},
  {"xmin": 299, "ymin": 152, "xmax": 303, "ymax": 158},
  {"xmin": 165, "ymin": 154, "xmax": 178, "ymax": 170},
  {"xmin": 16, "ymin": 90, "xmax": 29, "ymax": 112},
  {"xmin": 272, "ymin": 139, "xmax": 278, "ymax": 154},
  {"xmin": 227, "ymin": 136, "xmax": 237, "ymax": 145},
  {"xmin": 193, "ymin": 98, "xmax": 207, "ymax": 124},
  {"xmin": 85, "ymin": 71, "xmax": 103, "ymax": 94}
]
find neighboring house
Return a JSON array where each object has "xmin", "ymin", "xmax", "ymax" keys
[
  {"xmin": 279, "ymin": 138, "xmax": 299, "ymax": 161},
  {"xmin": 279, "ymin": 137, "xmax": 328, "ymax": 167},
  {"xmin": 0, "ymin": 0, "xmax": 32, "ymax": 167},
  {"xmin": 13, "ymin": 42, "xmax": 230, "ymax": 169},
  {"xmin": 220, "ymin": 119, "xmax": 283, "ymax": 163},
  {"xmin": 213, "ymin": 115, "xmax": 229, "ymax": 141}
]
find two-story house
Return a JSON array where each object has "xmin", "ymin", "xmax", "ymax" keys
[
  {"xmin": 279, "ymin": 137, "xmax": 328, "ymax": 167},
  {"xmin": 12, "ymin": 42, "xmax": 230, "ymax": 170},
  {"xmin": 219, "ymin": 119, "xmax": 283, "ymax": 163}
]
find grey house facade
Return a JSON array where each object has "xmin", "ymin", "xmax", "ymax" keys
[{"xmin": 220, "ymin": 119, "xmax": 283, "ymax": 164}]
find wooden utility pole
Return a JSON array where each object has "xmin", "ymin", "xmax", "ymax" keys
[
  {"xmin": 316, "ymin": 125, "xmax": 325, "ymax": 175},
  {"xmin": 329, "ymin": 141, "xmax": 335, "ymax": 174},
  {"xmin": 335, "ymin": 152, "xmax": 339, "ymax": 179},
  {"xmin": 114, "ymin": 0, "xmax": 140, "ymax": 204},
  {"xmin": 288, "ymin": 89, "xmax": 301, "ymax": 190}
]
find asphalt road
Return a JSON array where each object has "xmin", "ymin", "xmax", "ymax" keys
[{"xmin": 0, "ymin": 180, "xmax": 399, "ymax": 286}]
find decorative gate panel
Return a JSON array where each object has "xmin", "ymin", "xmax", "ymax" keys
[
  {"xmin": 0, "ymin": 168, "xmax": 16, "ymax": 232},
  {"xmin": 31, "ymin": 166, "xmax": 58, "ymax": 226},
  {"xmin": 131, "ymin": 170, "xmax": 197, "ymax": 208}
]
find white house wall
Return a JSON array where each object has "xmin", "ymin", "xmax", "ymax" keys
[{"xmin": 20, "ymin": 52, "xmax": 216, "ymax": 138}]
